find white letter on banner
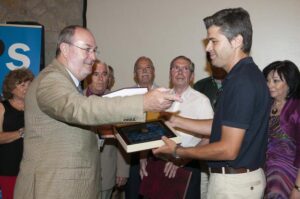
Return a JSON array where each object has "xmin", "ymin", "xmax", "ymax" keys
[{"xmin": 6, "ymin": 43, "xmax": 30, "ymax": 70}]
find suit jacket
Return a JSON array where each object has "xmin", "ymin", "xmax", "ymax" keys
[
  {"xmin": 14, "ymin": 59, "xmax": 145, "ymax": 199},
  {"xmin": 100, "ymin": 139, "xmax": 129, "ymax": 190}
]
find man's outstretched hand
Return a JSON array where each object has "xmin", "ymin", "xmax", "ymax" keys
[{"xmin": 143, "ymin": 88, "xmax": 182, "ymax": 112}]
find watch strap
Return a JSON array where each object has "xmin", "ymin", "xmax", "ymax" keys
[
  {"xmin": 294, "ymin": 184, "xmax": 300, "ymax": 192},
  {"xmin": 172, "ymin": 145, "xmax": 181, "ymax": 159}
]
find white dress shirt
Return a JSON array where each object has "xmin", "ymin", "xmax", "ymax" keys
[{"xmin": 167, "ymin": 86, "xmax": 214, "ymax": 147}]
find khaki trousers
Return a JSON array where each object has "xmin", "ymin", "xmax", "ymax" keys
[{"xmin": 207, "ymin": 168, "xmax": 265, "ymax": 199}]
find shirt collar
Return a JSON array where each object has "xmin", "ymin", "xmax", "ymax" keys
[
  {"xmin": 172, "ymin": 86, "xmax": 192, "ymax": 100},
  {"xmin": 65, "ymin": 68, "xmax": 80, "ymax": 87},
  {"xmin": 225, "ymin": 56, "xmax": 253, "ymax": 80},
  {"xmin": 136, "ymin": 83, "xmax": 157, "ymax": 90}
]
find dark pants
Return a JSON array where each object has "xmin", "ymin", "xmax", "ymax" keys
[
  {"xmin": 125, "ymin": 153, "xmax": 143, "ymax": 199},
  {"xmin": 184, "ymin": 160, "xmax": 201, "ymax": 199}
]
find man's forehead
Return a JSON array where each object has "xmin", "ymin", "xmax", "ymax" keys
[
  {"xmin": 73, "ymin": 29, "xmax": 97, "ymax": 47},
  {"xmin": 138, "ymin": 60, "xmax": 152, "ymax": 67},
  {"xmin": 173, "ymin": 59, "xmax": 189, "ymax": 66},
  {"xmin": 207, "ymin": 26, "xmax": 223, "ymax": 37}
]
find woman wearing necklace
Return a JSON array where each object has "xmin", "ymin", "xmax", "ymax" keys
[
  {"xmin": 263, "ymin": 60, "xmax": 300, "ymax": 199},
  {"xmin": 0, "ymin": 68, "xmax": 34, "ymax": 199}
]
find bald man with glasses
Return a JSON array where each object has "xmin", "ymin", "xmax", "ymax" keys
[{"xmin": 14, "ymin": 25, "xmax": 180, "ymax": 199}]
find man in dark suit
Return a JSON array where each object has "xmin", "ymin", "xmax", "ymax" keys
[{"xmin": 14, "ymin": 25, "xmax": 180, "ymax": 199}]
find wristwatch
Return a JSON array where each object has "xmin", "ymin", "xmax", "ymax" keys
[
  {"xmin": 19, "ymin": 128, "xmax": 24, "ymax": 138},
  {"xmin": 172, "ymin": 145, "xmax": 181, "ymax": 159},
  {"xmin": 295, "ymin": 184, "xmax": 300, "ymax": 192}
]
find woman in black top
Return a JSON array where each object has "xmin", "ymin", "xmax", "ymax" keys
[{"xmin": 0, "ymin": 69, "xmax": 33, "ymax": 199}]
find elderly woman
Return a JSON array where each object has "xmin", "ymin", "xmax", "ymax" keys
[
  {"xmin": 0, "ymin": 68, "xmax": 34, "ymax": 199},
  {"xmin": 263, "ymin": 60, "xmax": 300, "ymax": 198}
]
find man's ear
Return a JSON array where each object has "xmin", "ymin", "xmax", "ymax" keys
[
  {"xmin": 231, "ymin": 34, "xmax": 243, "ymax": 50},
  {"xmin": 190, "ymin": 72, "xmax": 195, "ymax": 84},
  {"xmin": 60, "ymin": 42, "xmax": 69, "ymax": 56},
  {"xmin": 133, "ymin": 72, "xmax": 138, "ymax": 83}
]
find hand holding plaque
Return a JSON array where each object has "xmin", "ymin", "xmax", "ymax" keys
[{"xmin": 114, "ymin": 120, "xmax": 181, "ymax": 153}]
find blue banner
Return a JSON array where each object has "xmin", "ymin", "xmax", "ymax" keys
[{"xmin": 0, "ymin": 24, "xmax": 42, "ymax": 96}]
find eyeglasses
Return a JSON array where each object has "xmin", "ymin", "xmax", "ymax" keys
[
  {"xmin": 136, "ymin": 66, "xmax": 153, "ymax": 73},
  {"xmin": 92, "ymin": 71, "xmax": 108, "ymax": 78},
  {"xmin": 68, "ymin": 43, "xmax": 100, "ymax": 56},
  {"xmin": 171, "ymin": 65, "xmax": 191, "ymax": 73}
]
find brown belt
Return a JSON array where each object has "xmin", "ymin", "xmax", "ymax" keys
[{"xmin": 209, "ymin": 167, "xmax": 258, "ymax": 174}]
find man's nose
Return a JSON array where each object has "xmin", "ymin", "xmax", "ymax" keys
[
  {"xmin": 206, "ymin": 41, "xmax": 212, "ymax": 52},
  {"xmin": 89, "ymin": 51, "xmax": 97, "ymax": 60}
]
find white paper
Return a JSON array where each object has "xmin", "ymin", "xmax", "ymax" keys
[{"xmin": 103, "ymin": 87, "xmax": 148, "ymax": 98}]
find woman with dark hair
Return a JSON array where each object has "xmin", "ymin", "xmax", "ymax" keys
[
  {"xmin": 263, "ymin": 60, "xmax": 300, "ymax": 198},
  {"xmin": 0, "ymin": 68, "xmax": 34, "ymax": 199}
]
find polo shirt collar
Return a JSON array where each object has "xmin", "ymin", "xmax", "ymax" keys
[{"xmin": 225, "ymin": 57, "xmax": 253, "ymax": 80}]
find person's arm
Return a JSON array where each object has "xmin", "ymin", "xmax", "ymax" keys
[
  {"xmin": 116, "ymin": 176, "xmax": 128, "ymax": 187},
  {"xmin": 288, "ymin": 100, "xmax": 300, "ymax": 199},
  {"xmin": 37, "ymin": 72, "xmax": 181, "ymax": 126},
  {"xmin": 198, "ymin": 137, "xmax": 210, "ymax": 145},
  {"xmin": 153, "ymin": 125, "xmax": 245, "ymax": 161},
  {"xmin": 37, "ymin": 71, "xmax": 145, "ymax": 125},
  {"xmin": 163, "ymin": 138, "xmax": 207, "ymax": 178},
  {"xmin": 0, "ymin": 103, "xmax": 23, "ymax": 144},
  {"xmin": 290, "ymin": 110, "xmax": 300, "ymax": 199},
  {"xmin": 116, "ymin": 144, "xmax": 130, "ymax": 187},
  {"xmin": 168, "ymin": 115, "xmax": 213, "ymax": 137},
  {"xmin": 139, "ymin": 150, "xmax": 149, "ymax": 179},
  {"xmin": 290, "ymin": 170, "xmax": 300, "ymax": 199}
]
